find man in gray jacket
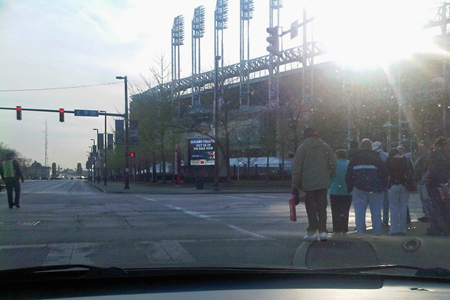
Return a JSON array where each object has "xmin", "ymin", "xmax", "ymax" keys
[{"xmin": 292, "ymin": 128, "xmax": 337, "ymax": 242}]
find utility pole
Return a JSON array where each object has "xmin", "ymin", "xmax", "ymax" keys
[{"xmin": 44, "ymin": 120, "xmax": 48, "ymax": 167}]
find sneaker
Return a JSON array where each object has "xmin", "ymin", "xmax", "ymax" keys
[
  {"xmin": 319, "ymin": 232, "xmax": 328, "ymax": 241},
  {"xmin": 15, "ymin": 204, "xmax": 20, "ymax": 208},
  {"xmin": 303, "ymin": 234, "xmax": 318, "ymax": 242}
]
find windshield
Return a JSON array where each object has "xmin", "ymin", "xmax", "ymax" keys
[{"xmin": 1, "ymin": 0, "xmax": 449, "ymax": 278}]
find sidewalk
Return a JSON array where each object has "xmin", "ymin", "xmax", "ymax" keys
[{"xmin": 88, "ymin": 180, "xmax": 290, "ymax": 195}]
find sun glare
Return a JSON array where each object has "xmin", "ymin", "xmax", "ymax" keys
[{"xmin": 310, "ymin": 1, "xmax": 439, "ymax": 68}]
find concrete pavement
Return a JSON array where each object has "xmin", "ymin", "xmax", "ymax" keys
[
  {"xmin": 88, "ymin": 179, "xmax": 438, "ymax": 243},
  {"xmin": 2, "ymin": 180, "xmax": 447, "ymax": 271}
]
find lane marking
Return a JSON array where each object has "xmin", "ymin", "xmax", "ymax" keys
[
  {"xmin": 160, "ymin": 241, "xmax": 196, "ymax": 263},
  {"xmin": 42, "ymin": 244, "xmax": 73, "ymax": 266},
  {"xmin": 0, "ymin": 238, "xmax": 266, "ymax": 250},
  {"xmin": 138, "ymin": 195, "xmax": 267, "ymax": 239},
  {"xmin": 41, "ymin": 243, "xmax": 96, "ymax": 266}
]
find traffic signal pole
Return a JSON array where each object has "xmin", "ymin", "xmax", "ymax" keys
[
  {"xmin": 0, "ymin": 107, "xmax": 123, "ymax": 118},
  {"xmin": 116, "ymin": 76, "xmax": 130, "ymax": 190}
]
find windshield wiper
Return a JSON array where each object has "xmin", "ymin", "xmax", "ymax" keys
[
  {"xmin": 0, "ymin": 264, "xmax": 128, "ymax": 279},
  {"xmin": 304, "ymin": 264, "xmax": 450, "ymax": 278}
]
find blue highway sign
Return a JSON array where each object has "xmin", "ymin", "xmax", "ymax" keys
[{"xmin": 74, "ymin": 109, "xmax": 99, "ymax": 117}]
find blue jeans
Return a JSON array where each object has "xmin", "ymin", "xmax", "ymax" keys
[
  {"xmin": 352, "ymin": 188, "xmax": 383, "ymax": 235},
  {"xmin": 417, "ymin": 181, "xmax": 431, "ymax": 217},
  {"xmin": 388, "ymin": 184, "xmax": 409, "ymax": 234},
  {"xmin": 382, "ymin": 189, "xmax": 389, "ymax": 224}
]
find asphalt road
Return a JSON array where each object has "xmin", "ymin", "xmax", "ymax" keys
[{"xmin": 0, "ymin": 180, "xmax": 447, "ymax": 272}]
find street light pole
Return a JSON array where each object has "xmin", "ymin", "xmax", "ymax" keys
[
  {"xmin": 213, "ymin": 55, "xmax": 221, "ymax": 192},
  {"xmin": 237, "ymin": 136, "xmax": 241, "ymax": 181},
  {"xmin": 90, "ymin": 139, "xmax": 95, "ymax": 182},
  {"xmin": 116, "ymin": 75, "xmax": 130, "ymax": 189},
  {"xmin": 100, "ymin": 111, "xmax": 107, "ymax": 186},
  {"xmin": 93, "ymin": 128, "xmax": 99, "ymax": 183}
]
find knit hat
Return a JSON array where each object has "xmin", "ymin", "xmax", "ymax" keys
[{"xmin": 372, "ymin": 141, "xmax": 382, "ymax": 150}]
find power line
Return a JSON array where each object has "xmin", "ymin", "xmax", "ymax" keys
[{"xmin": 0, "ymin": 82, "xmax": 121, "ymax": 92}]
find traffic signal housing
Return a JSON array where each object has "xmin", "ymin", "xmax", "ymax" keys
[
  {"xmin": 266, "ymin": 26, "xmax": 280, "ymax": 56},
  {"xmin": 16, "ymin": 106, "xmax": 22, "ymax": 120},
  {"xmin": 59, "ymin": 108, "xmax": 64, "ymax": 122}
]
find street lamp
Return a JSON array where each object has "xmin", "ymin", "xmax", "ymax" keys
[{"xmin": 116, "ymin": 75, "xmax": 130, "ymax": 189}]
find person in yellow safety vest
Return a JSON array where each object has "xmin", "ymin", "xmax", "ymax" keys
[{"xmin": 0, "ymin": 151, "xmax": 24, "ymax": 208}]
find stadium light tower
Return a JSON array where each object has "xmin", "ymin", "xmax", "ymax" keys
[
  {"xmin": 191, "ymin": 6, "xmax": 205, "ymax": 107},
  {"xmin": 172, "ymin": 15, "xmax": 185, "ymax": 113},
  {"xmin": 239, "ymin": 0, "xmax": 254, "ymax": 108}
]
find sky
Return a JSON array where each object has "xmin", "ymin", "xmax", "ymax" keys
[{"xmin": 0, "ymin": 0, "xmax": 440, "ymax": 169}]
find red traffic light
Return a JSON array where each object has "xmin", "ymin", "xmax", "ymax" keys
[
  {"xmin": 129, "ymin": 152, "xmax": 135, "ymax": 158},
  {"xmin": 16, "ymin": 106, "xmax": 22, "ymax": 120},
  {"xmin": 59, "ymin": 108, "xmax": 64, "ymax": 122}
]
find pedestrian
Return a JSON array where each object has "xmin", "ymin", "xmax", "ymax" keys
[
  {"xmin": 414, "ymin": 141, "xmax": 431, "ymax": 222},
  {"xmin": 424, "ymin": 137, "xmax": 450, "ymax": 235},
  {"xmin": 385, "ymin": 148, "xmax": 414, "ymax": 235},
  {"xmin": 346, "ymin": 139, "xmax": 388, "ymax": 238},
  {"xmin": 429, "ymin": 128, "xmax": 450, "ymax": 152},
  {"xmin": 397, "ymin": 145, "xmax": 413, "ymax": 223},
  {"xmin": 0, "ymin": 151, "xmax": 24, "ymax": 208},
  {"xmin": 292, "ymin": 128, "xmax": 337, "ymax": 242},
  {"xmin": 372, "ymin": 141, "xmax": 389, "ymax": 227},
  {"xmin": 328, "ymin": 149, "xmax": 352, "ymax": 235}
]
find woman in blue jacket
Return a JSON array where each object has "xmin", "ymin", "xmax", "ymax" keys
[{"xmin": 329, "ymin": 149, "xmax": 352, "ymax": 234}]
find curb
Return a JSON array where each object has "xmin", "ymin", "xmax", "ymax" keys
[{"xmin": 87, "ymin": 182, "xmax": 107, "ymax": 193}]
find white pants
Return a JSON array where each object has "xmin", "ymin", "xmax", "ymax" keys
[{"xmin": 388, "ymin": 184, "xmax": 409, "ymax": 234}]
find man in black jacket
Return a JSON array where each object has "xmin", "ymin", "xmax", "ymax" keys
[
  {"xmin": 0, "ymin": 152, "xmax": 24, "ymax": 208},
  {"xmin": 346, "ymin": 139, "xmax": 388, "ymax": 237}
]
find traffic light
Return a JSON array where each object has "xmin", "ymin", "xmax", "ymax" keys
[
  {"xmin": 16, "ymin": 106, "xmax": 22, "ymax": 120},
  {"xmin": 129, "ymin": 152, "xmax": 135, "ymax": 158},
  {"xmin": 266, "ymin": 26, "xmax": 280, "ymax": 56},
  {"xmin": 59, "ymin": 108, "xmax": 64, "ymax": 122}
]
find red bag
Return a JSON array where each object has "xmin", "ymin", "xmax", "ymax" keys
[{"xmin": 289, "ymin": 197, "xmax": 297, "ymax": 222}]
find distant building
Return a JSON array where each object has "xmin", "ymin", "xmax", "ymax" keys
[{"xmin": 24, "ymin": 161, "xmax": 51, "ymax": 179}]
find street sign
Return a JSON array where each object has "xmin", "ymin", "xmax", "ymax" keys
[
  {"xmin": 74, "ymin": 109, "xmax": 99, "ymax": 117},
  {"xmin": 291, "ymin": 20, "xmax": 298, "ymax": 39}
]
